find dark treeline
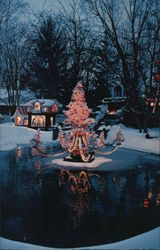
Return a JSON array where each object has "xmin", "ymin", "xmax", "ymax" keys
[{"xmin": 1, "ymin": 0, "xmax": 160, "ymax": 127}]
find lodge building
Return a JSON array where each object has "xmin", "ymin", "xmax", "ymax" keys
[{"xmin": 12, "ymin": 99, "xmax": 62, "ymax": 130}]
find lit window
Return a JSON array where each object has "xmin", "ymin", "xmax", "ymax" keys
[
  {"xmin": 44, "ymin": 107, "xmax": 47, "ymax": 112},
  {"xmin": 23, "ymin": 118, "xmax": 28, "ymax": 126},
  {"xmin": 52, "ymin": 104, "xmax": 58, "ymax": 112},
  {"xmin": 16, "ymin": 148, "xmax": 22, "ymax": 158},
  {"xmin": 31, "ymin": 115, "xmax": 46, "ymax": 127},
  {"xmin": 16, "ymin": 116, "xmax": 21, "ymax": 125},
  {"xmin": 34, "ymin": 102, "xmax": 41, "ymax": 110},
  {"xmin": 50, "ymin": 117, "xmax": 54, "ymax": 126}
]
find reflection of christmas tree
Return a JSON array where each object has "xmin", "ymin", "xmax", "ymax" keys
[
  {"xmin": 59, "ymin": 170, "xmax": 104, "ymax": 229},
  {"xmin": 64, "ymin": 82, "xmax": 95, "ymax": 130}
]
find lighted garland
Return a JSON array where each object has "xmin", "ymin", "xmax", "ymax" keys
[{"xmin": 58, "ymin": 82, "xmax": 124, "ymax": 162}]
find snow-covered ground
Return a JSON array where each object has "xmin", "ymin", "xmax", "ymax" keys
[
  {"xmin": 0, "ymin": 226, "xmax": 159, "ymax": 250},
  {"xmin": 0, "ymin": 119, "xmax": 159, "ymax": 154},
  {"xmin": 0, "ymin": 119, "xmax": 58, "ymax": 151},
  {"xmin": 107, "ymin": 124, "xmax": 160, "ymax": 155},
  {"xmin": 52, "ymin": 156, "xmax": 112, "ymax": 168}
]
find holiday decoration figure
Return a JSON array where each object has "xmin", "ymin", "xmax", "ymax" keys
[
  {"xmin": 114, "ymin": 126, "xmax": 125, "ymax": 145},
  {"xmin": 58, "ymin": 82, "xmax": 96, "ymax": 162},
  {"xmin": 58, "ymin": 82, "xmax": 124, "ymax": 163},
  {"xmin": 97, "ymin": 131, "xmax": 106, "ymax": 148}
]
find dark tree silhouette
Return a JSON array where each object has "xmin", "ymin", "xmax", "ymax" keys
[{"xmin": 29, "ymin": 16, "xmax": 68, "ymax": 100}]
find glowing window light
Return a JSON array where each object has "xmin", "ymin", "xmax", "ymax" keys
[
  {"xmin": 16, "ymin": 148, "xmax": 22, "ymax": 158},
  {"xmin": 31, "ymin": 115, "xmax": 46, "ymax": 127},
  {"xmin": 50, "ymin": 117, "xmax": 54, "ymax": 126},
  {"xmin": 34, "ymin": 102, "xmax": 41, "ymax": 110},
  {"xmin": 44, "ymin": 107, "xmax": 47, "ymax": 112},
  {"xmin": 16, "ymin": 116, "xmax": 21, "ymax": 125},
  {"xmin": 52, "ymin": 104, "xmax": 58, "ymax": 112},
  {"xmin": 23, "ymin": 118, "xmax": 28, "ymax": 126}
]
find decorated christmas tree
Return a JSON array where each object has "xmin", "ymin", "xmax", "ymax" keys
[
  {"xmin": 58, "ymin": 82, "xmax": 124, "ymax": 163},
  {"xmin": 59, "ymin": 82, "xmax": 96, "ymax": 162},
  {"xmin": 64, "ymin": 81, "xmax": 95, "ymax": 130}
]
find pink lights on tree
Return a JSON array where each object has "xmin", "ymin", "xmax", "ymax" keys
[
  {"xmin": 58, "ymin": 82, "xmax": 124, "ymax": 163},
  {"xmin": 64, "ymin": 82, "xmax": 95, "ymax": 130},
  {"xmin": 114, "ymin": 126, "xmax": 125, "ymax": 145},
  {"xmin": 58, "ymin": 82, "xmax": 96, "ymax": 162}
]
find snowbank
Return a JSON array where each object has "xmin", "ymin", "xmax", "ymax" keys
[
  {"xmin": 0, "ymin": 227, "xmax": 159, "ymax": 250},
  {"xmin": 107, "ymin": 124, "xmax": 160, "ymax": 155},
  {"xmin": 0, "ymin": 121, "xmax": 59, "ymax": 151}
]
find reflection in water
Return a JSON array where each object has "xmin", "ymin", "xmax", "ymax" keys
[
  {"xmin": 144, "ymin": 198, "xmax": 149, "ymax": 208},
  {"xmin": 31, "ymin": 145, "xmax": 46, "ymax": 157},
  {"xmin": 148, "ymin": 190, "xmax": 153, "ymax": 200},
  {"xmin": 0, "ymin": 147, "xmax": 160, "ymax": 248},
  {"xmin": 143, "ymin": 191, "xmax": 160, "ymax": 208},
  {"xmin": 33, "ymin": 160, "xmax": 42, "ymax": 173},
  {"xmin": 156, "ymin": 193, "xmax": 160, "ymax": 206},
  {"xmin": 16, "ymin": 147, "xmax": 22, "ymax": 158},
  {"xmin": 59, "ymin": 170, "xmax": 105, "ymax": 229},
  {"xmin": 33, "ymin": 160, "xmax": 43, "ymax": 194},
  {"xmin": 112, "ymin": 173, "xmax": 124, "ymax": 192}
]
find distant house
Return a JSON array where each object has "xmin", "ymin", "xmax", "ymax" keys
[
  {"xmin": 12, "ymin": 99, "xmax": 63, "ymax": 130},
  {"xmin": 102, "ymin": 83, "xmax": 126, "ymax": 113}
]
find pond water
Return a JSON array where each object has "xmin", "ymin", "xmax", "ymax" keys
[{"xmin": 0, "ymin": 146, "xmax": 160, "ymax": 248}]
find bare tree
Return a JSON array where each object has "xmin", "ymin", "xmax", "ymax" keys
[
  {"xmin": 59, "ymin": 0, "xmax": 95, "ymax": 90},
  {"xmin": 139, "ymin": 0, "xmax": 160, "ymax": 91},
  {"xmin": 84, "ymin": 0, "xmax": 160, "ymax": 131},
  {"xmin": 1, "ymin": 37, "xmax": 30, "ymax": 107},
  {"xmin": 0, "ymin": 0, "xmax": 31, "ymax": 112}
]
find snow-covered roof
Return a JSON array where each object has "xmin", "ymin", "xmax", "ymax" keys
[
  {"xmin": 22, "ymin": 99, "xmax": 62, "ymax": 108},
  {"xmin": 102, "ymin": 97, "xmax": 127, "ymax": 104},
  {"xmin": 11, "ymin": 108, "xmax": 28, "ymax": 119},
  {"xmin": 11, "ymin": 98, "xmax": 63, "ymax": 119},
  {"xmin": 0, "ymin": 88, "xmax": 62, "ymax": 108},
  {"xmin": 97, "ymin": 125, "xmax": 111, "ymax": 131}
]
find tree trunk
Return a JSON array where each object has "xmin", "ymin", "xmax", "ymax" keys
[
  {"xmin": 134, "ymin": 112, "xmax": 142, "ymax": 133},
  {"xmin": 144, "ymin": 112, "xmax": 148, "ymax": 133}
]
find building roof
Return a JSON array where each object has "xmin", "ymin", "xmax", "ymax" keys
[
  {"xmin": 12, "ymin": 98, "xmax": 63, "ymax": 119},
  {"xmin": 22, "ymin": 99, "xmax": 62, "ymax": 108},
  {"xmin": 102, "ymin": 96, "xmax": 127, "ymax": 104}
]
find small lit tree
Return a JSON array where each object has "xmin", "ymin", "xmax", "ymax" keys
[{"xmin": 114, "ymin": 126, "xmax": 124, "ymax": 145}]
